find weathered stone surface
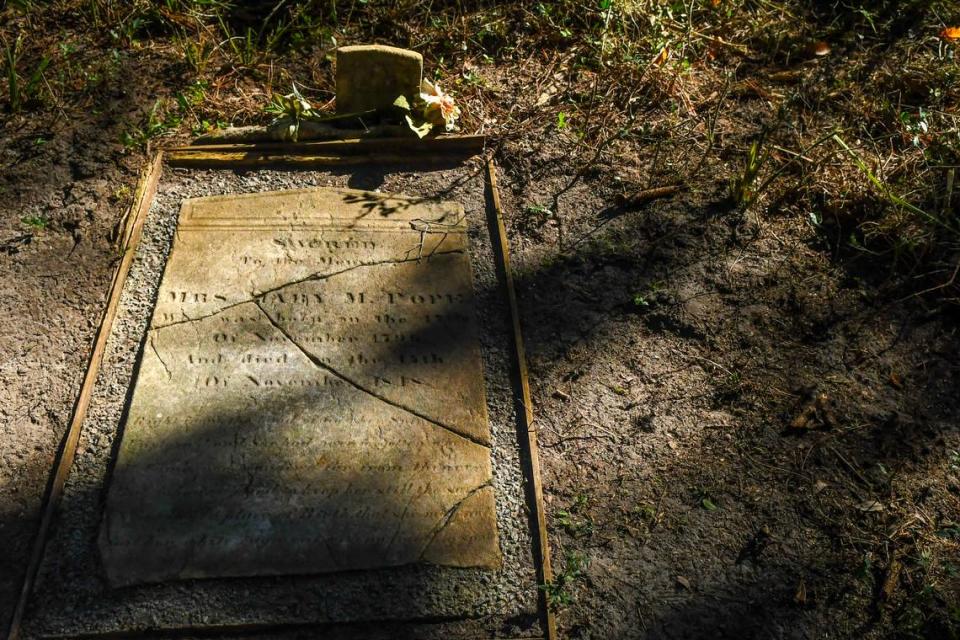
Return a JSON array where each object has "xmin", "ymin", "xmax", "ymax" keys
[
  {"xmin": 336, "ymin": 45, "xmax": 422, "ymax": 114},
  {"xmin": 99, "ymin": 187, "xmax": 500, "ymax": 586}
]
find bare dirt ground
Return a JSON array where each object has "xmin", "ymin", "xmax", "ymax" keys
[
  {"xmin": 501, "ymin": 132, "xmax": 960, "ymax": 638},
  {"xmin": 0, "ymin": 109, "xmax": 134, "ymax": 621},
  {"xmin": 2, "ymin": 2, "xmax": 959, "ymax": 638}
]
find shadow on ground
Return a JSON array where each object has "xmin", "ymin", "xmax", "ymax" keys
[
  {"xmin": 497, "ymin": 144, "xmax": 960, "ymax": 638},
  {"xmin": 4, "ymin": 149, "xmax": 958, "ymax": 639}
]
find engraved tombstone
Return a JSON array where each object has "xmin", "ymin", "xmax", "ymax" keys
[
  {"xmin": 99, "ymin": 188, "xmax": 501, "ymax": 586},
  {"xmin": 336, "ymin": 45, "xmax": 423, "ymax": 114}
]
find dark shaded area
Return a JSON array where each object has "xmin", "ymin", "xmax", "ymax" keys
[
  {"xmin": 498, "ymin": 140, "xmax": 960, "ymax": 638},
  {"xmin": 11, "ymin": 152, "xmax": 960, "ymax": 638}
]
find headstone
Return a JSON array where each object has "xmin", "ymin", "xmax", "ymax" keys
[
  {"xmin": 336, "ymin": 45, "xmax": 422, "ymax": 114},
  {"xmin": 99, "ymin": 187, "xmax": 500, "ymax": 586}
]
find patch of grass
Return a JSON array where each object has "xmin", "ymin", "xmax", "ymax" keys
[
  {"xmin": 540, "ymin": 551, "xmax": 589, "ymax": 612},
  {"xmin": 833, "ymin": 133, "xmax": 960, "ymax": 260},
  {"xmin": 518, "ymin": 204, "xmax": 557, "ymax": 237},
  {"xmin": 692, "ymin": 486, "xmax": 720, "ymax": 512},
  {"xmin": 618, "ymin": 498, "xmax": 662, "ymax": 539},
  {"xmin": 631, "ymin": 281, "xmax": 664, "ymax": 309},
  {"xmin": 111, "ymin": 184, "xmax": 131, "ymax": 203},
  {"xmin": 20, "ymin": 214, "xmax": 48, "ymax": 230},
  {"xmin": 631, "ymin": 293, "xmax": 650, "ymax": 308},
  {"xmin": 524, "ymin": 204, "xmax": 554, "ymax": 222},
  {"xmin": 177, "ymin": 31, "xmax": 214, "ymax": 75},
  {"xmin": 555, "ymin": 494, "xmax": 594, "ymax": 538},
  {"xmin": 121, "ymin": 98, "xmax": 187, "ymax": 149},
  {"xmin": 3, "ymin": 35, "xmax": 20, "ymax": 113},
  {"xmin": 729, "ymin": 137, "xmax": 768, "ymax": 207},
  {"xmin": 3, "ymin": 34, "xmax": 51, "ymax": 113},
  {"xmin": 218, "ymin": 17, "xmax": 261, "ymax": 68}
]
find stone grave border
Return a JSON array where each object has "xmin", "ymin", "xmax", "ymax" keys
[{"xmin": 7, "ymin": 137, "xmax": 557, "ymax": 640}]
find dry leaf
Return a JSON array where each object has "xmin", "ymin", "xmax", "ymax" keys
[
  {"xmin": 941, "ymin": 27, "xmax": 960, "ymax": 41},
  {"xmin": 790, "ymin": 404, "xmax": 817, "ymax": 430},
  {"xmin": 889, "ymin": 371, "xmax": 903, "ymax": 388},
  {"xmin": 794, "ymin": 579, "xmax": 807, "ymax": 605},
  {"xmin": 815, "ymin": 393, "xmax": 837, "ymax": 428},
  {"xmin": 652, "ymin": 47, "xmax": 670, "ymax": 67},
  {"xmin": 881, "ymin": 556, "xmax": 902, "ymax": 602},
  {"xmin": 789, "ymin": 392, "xmax": 837, "ymax": 431},
  {"xmin": 676, "ymin": 575, "xmax": 692, "ymax": 590},
  {"xmin": 535, "ymin": 80, "xmax": 560, "ymax": 107},
  {"xmin": 857, "ymin": 499, "xmax": 885, "ymax": 513}
]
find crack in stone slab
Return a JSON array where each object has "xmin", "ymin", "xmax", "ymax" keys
[
  {"xmin": 151, "ymin": 250, "xmax": 464, "ymax": 331},
  {"xmin": 404, "ymin": 215, "xmax": 465, "ymax": 262},
  {"xmin": 252, "ymin": 300, "xmax": 490, "ymax": 449},
  {"xmin": 324, "ymin": 540, "xmax": 341, "ymax": 571},
  {"xmin": 417, "ymin": 481, "xmax": 492, "ymax": 562},
  {"xmin": 383, "ymin": 486, "xmax": 429, "ymax": 557},
  {"xmin": 149, "ymin": 333, "xmax": 172, "ymax": 380}
]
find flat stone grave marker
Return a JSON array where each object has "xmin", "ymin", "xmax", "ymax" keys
[
  {"xmin": 22, "ymin": 165, "xmax": 545, "ymax": 640},
  {"xmin": 100, "ymin": 188, "xmax": 501, "ymax": 585}
]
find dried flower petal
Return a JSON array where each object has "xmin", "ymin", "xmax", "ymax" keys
[{"xmin": 419, "ymin": 79, "xmax": 460, "ymax": 131}]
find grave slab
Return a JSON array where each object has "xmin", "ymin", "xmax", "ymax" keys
[
  {"xmin": 22, "ymin": 162, "xmax": 544, "ymax": 640},
  {"xmin": 100, "ymin": 188, "xmax": 500, "ymax": 586}
]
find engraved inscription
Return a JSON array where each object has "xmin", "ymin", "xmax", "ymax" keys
[{"xmin": 100, "ymin": 188, "xmax": 500, "ymax": 586}]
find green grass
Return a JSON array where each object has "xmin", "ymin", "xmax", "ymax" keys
[
  {"xmin": 20, "ymin": 214, "xmax": 48, "ymax": 230},
  {"xmin": 555, "ymin": 494, "xmax": 594, "ymax": 538},
  {"xmin": 0, "ymin": 0, "xmax": 955, "ymax": 289},
  {"xmin": 540, "ymin": 551, "xmax": 589, "ymax": 612},
  {"xmin": 3, "ymin": 34, "xmax": 50, "ymax": 113},
  {"xmin": 121, "ymin": 98, "xmax": 188, "ymax": 149},
  {"xmin": 3, "ymin": 34, "xmax": 21, "ymax": 113}
]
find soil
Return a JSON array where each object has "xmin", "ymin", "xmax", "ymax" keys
[
  {"xmin": 2, "ymin": 67, "xmax": 960, "ymax": 640},
  {"xmin": 498, "ymin": 133, "xmax": 960, "ymax": 638},
  {"xmin": 0, "ymin": 113, "xmax": 134, "ymax": 625}
]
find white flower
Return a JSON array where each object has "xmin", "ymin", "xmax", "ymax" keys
[
  {"xmin": 420, "ymin": 79, "xmax": 460, "ymax": 131},
  {"xmin": 282, "ymin": 84, "xmax": 312, "ymax": 117}
]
